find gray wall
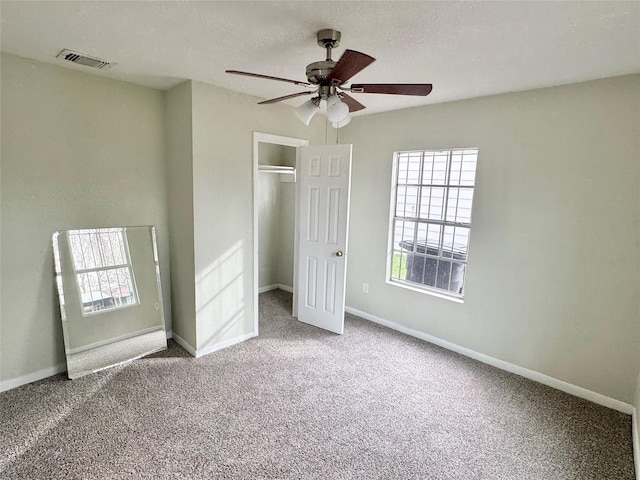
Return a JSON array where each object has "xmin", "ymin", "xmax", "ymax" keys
[
  {"xmin": 164, "ymin": 81, "xmax": 196, "ymax": 347},
  {"xmin": 171, "ymin": 80, "xmax": 324, "ymax": 352},
  {"xmin": 258, "ymin": 143, "xmax": 285, "ymax": 289},
  {"xmin": 257, "ymin": 171, "xmax": 282, "ymax": 288},
  {"xmin": 1, "ymin": 53, "xmax": 171, "ymax": 382},
  {"xmin": 341, "ymin": 74, "xmax": 640, "ymax": 404},
  {"xmin": 257, "ymin": 143, "xmax": 296, "ymax": 290},
  {"xmin": 277, "ymin": 147, "xmax": 297, "ymax": 288}
]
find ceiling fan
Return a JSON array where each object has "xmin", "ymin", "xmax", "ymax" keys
[{"xmin": 226, "ymin": 29, "xmax": 433, "ymax": 128}]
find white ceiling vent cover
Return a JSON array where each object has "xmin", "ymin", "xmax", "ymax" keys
[{"xmin": 56, "ymin": 49, "xmax": 115, "ymax": 69}]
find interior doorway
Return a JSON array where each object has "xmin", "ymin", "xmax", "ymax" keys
[{"xmin": 252, "ymin": 133, "xmax": 308, "ymax": 335}]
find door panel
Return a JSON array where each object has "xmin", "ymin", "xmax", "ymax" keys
[{"xmin": 296, "ymin": 144, "xmax": 352, "ymax": 334}]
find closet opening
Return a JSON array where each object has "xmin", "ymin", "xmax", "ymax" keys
[{"xmin": 252, "ymin": 133, "xmax": 308, "ymax": 335}]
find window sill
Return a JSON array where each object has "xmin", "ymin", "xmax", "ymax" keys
[{"xmin": 386, "ymin": 279, "xmax": 464, "ymax": 304}]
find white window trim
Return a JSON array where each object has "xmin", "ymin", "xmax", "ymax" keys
[{"xmin": 386, "ymin": 148, "xmax": 478, "ymax": 302}]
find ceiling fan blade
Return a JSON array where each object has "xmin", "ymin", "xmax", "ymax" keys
[
  {"xmin": 349, "ymin": 84, "xmax": 433, "ymax": 96},
  {"xmin": 258, "ymin": 91, "xmax": 315, "ymax": 105},
  {"xmin": 226, "ymin": 70, "xmax": 311, "ymax": 87},
  {"xmin": 338, "ymin": 92, "xmax": 366, "ymax": 112},
  {"xmin": 327, "ymin": 50, "xmax": 376, "ymax": 84}
]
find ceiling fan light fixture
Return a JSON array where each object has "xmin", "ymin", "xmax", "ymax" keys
[
  {"xmin": 332, "ymin": 114, "xmax": 351, "ymax": 129},
  {"xmin": 326, "ymin": 95, "xmax": 349, "ymax": 123},
  {"xmin": 295, "ymin": 98, "xmax": 320, "ymax": 125},
  {"xmin": 227, "ymin": 29, "xmax": 433, "ymax": 119}
]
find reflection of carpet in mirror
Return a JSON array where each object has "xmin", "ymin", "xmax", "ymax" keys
[{"xmin": 66, "ymin": 329, "xmax": 167, "ymax": 379}]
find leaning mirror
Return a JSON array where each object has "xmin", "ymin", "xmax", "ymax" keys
[{"xmin": 52, "ymin": 226, "xmax": 167, "ymax": 379}]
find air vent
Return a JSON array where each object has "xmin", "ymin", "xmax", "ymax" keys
[{"xmin": 56, "ymin": 49, "xmax": 115, "ymax": 69}]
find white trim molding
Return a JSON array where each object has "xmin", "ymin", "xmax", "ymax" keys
[
  {"xmin": 633, "ymin": 408, "xmax": 639, "ymax": 480},
  {"xmin": 195, "ymin": 332, "xmax": 257, "ymax": 358},
  {"xmin": 258, "ymin": 283, "xmax": 294, "ymax": 294},
  {"xmin": 171, "ymin": 332, "xmax": 197, "ymax": 357},
  {"xmin": 0, "ymin": 363, "xmax": 67, "ymax": 393},
  {"xmin": 277, "ymin": 284, "xmax": 294, "ymax": 293},
  {"xmin": 259, "ymin": 284, "xmax": 279, "ymax": 294},
  {"xmin": 346, "ymin": 306, "xmax": 634, "ymax": 415}
]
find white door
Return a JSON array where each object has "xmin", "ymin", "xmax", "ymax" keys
[{"xmin": 295, "ymin": 144, "xmax": 352, "ymax": 334}]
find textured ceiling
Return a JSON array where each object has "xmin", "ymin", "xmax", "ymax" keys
[{"xmin": 1, "ymin": 1, "xmax": 639, "ymax": 115}]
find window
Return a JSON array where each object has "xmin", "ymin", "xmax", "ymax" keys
[
  {"xmin": 68, "ymin": 228, "xmax": 139, "ymax": 315},
  {"xmin": 388, "ymin": 148, "xmax": 478, "ymax": 299}
]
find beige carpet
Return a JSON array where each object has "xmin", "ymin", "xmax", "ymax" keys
[{"xmin": 0, "ymin": 289, "xmax": 634, "ymax": 479}]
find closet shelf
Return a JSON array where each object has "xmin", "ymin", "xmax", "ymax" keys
[{"xmin": 258, "ymin": 165, "xmax": 295, "ymax": 175}]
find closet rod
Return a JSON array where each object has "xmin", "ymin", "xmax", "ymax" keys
[{"xmin": 258, "ymin": 165, "xmax": 295, "ymax": 174}]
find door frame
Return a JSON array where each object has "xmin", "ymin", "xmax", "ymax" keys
[{"xmin": 252, "ymin": 132, "xmax": 309, "ymax": 336}]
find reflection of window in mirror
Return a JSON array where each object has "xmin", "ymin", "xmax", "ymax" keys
[{"xmin": 68, "ymin": 228, "xmax": 139, "ymax": 315}]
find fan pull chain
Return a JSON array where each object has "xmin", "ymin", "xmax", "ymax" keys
[{"xmin": 325, "ymin": 115, "xmax": 328, "ymax": 144}]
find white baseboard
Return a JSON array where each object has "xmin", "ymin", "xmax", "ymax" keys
[
  {"xmin": 345, "ymin": 306, "xmax": 634, "ymax": 415},
  {"xmin": 633, "ymin": 409, "xmax": 639, "ymax": 480},
  {"xmin": 171, "ymin": 332, "xmax": 197, "ymax": 356},
  {"xmin": 2, "ymin": 330, "xmax": 175, "ymax": 392},
  {"xmin": 259, "ymin": 284, "xmax": 293, "ymax": 294},
  {"xmin": 0, "ymin": 362, "xmax": 67, "ymax": 392},
  {"xmin": 0, "ymin": 329, "xmax": 256, "ymax": 390},
  {"xmin": 196, "ymin": 331, "xmax": 257, "ymax": 358},
  {"xmin": 259, "ymin": 284, "xmax": 279, "ymax": 293}
]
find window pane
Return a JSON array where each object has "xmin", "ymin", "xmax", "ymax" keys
[
  {"xmin": 418, "ymin": 186, "xmax": 446, "ymax": 220},
  {"xmin": 452, "ymin": 227, "xmax": 470, "ymax": 261},
  {"xmin": 89, "ymin": 232, "xmax": 105, "ymax": 268},
  {"xmin": 422, "ymin": 152, "xmax": 434, "ymax": 184},
  {"xmin": 430, "ymin": 187, "xmax": 446, "ymax": 220},
  {"xmin": 395, "ymin": 186, "xmax": 407, "ymax": 217},
  {"xmin": 394, "ymin": 220, "xmax": 415, "ymax": 250},
  {"xmin": 426, "ymin": 224, "xmax": 441, "ymax": 253},
  {"xmin": 391, "ymin": 251, "xmax": 408, "ymax": 281},
  {"xmin": 405, "ymin": 254, "xmax": 425, "ymax": 284},
  {"xmin": 398, "ymin": 154, "xmax": 409, "ymax": 184},
  {"xmin": 69, "ymin": 234, "xmax": 87, "ymax": 270},
  {"xmin": 400, "ymin": 186, "xmax": 419, "ymax": 217},
  {"xmin": 423, "ymin": 257, "xmax": 438, "ymax": 287},
  {"xmin": 457, "ymin": 189, "xmax": 474, "ymax": 223},
  {"xmin": 406, "ymin": 153, "xmax": 421, "ymax": 184},
  {"xmin": 417, "ymin": 223, "xmax": 428, "ymax": 248},
  {"xmin": 442, "ymin": 226, "xmax": 455, "ymax": 258},
  {"xmin": 432, "ymin": 153, "xmax": 448, "ymax": 185},
  {"xmin": 449, "ymin": 152, "xmax": 463, "ymax": 185},
  {"xmin": 109, "ymin": 231, "xmax": 126, "ymax": 265},
  {"xmin": 451, "ymin": 263, "xmax": 466, "ymax": 294},
  {"xmin": 460, "ymin": 152, "xmax": 478, "ymax": 186}
]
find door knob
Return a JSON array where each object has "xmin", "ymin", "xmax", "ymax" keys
[{"xmin": 336, "ymin": 251, "xmax": 343, "ymax": 257}]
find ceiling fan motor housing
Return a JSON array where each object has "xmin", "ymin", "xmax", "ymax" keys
[{"xmin": 306, "ymin": 60, "xmax": 337, "ymax": 85}]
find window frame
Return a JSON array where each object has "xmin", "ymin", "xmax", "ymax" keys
[
  {"xmin": 386, "ymin": 148, "xmax": 479, "ymax": 301},
  {"xmin": 68, "ymin": 228, "xmax": 140, "ymax": 316}
]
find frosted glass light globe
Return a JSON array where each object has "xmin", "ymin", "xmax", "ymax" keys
[{"xmin": 326, "ymin": 95, "xmax": 349, "ymax": 123}]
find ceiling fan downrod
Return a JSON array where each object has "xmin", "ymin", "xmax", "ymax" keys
[{"xmin": 317, "ymin": 28, "xmax": 341, "ymax": 61}]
